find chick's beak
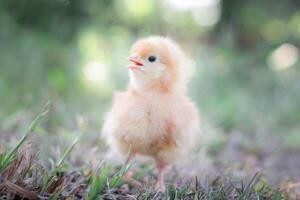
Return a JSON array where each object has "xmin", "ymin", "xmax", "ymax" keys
[{"xmin": 128, "ymin": 55, "xmax": 144, "ymax": 69}]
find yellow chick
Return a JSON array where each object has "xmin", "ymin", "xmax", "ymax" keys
[{"xmin": 102, "ymin": 36, "xmax": 200, "ymax": 191}]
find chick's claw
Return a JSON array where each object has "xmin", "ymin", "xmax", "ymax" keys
[
  {"xmin": 155, "ymin": 182, "xmax": 166, "ymax": 192},
  {"xmin": 122, "ymin": 170, "xmax": 143, "ymax": 188}
]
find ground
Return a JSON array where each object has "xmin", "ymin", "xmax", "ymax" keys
[{"xmin": 0, "ymin": 106, "xmax": 299, "ymax": 199}]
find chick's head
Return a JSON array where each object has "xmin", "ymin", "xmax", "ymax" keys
[{"xmin": 128, "ymin": 36, "xmax": 187, "ymax": 91}]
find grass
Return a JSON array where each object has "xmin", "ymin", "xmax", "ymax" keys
[
  {"xmin": 0, "ymin": 107, "xmax": 296, "ymax": 199},
  {"xmin": 0, "ymin": 102, "xmax": 49, "ymax": 174}
]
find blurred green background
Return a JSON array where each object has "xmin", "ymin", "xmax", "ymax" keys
[{"xmin": 0, "ymin": 0, "xmax": 300, "ymax": 183}]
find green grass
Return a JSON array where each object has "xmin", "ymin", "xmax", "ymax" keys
[
  {"xmin": 0, "ymin": 106, "xmax": 295, "ymax": 199},
  {"xmin": 87, "ymin": 162, "xmax": 111, "ymax": 200},
  {"xmin": 0, "ymin": 102, "xmax": 49, "ymax": 173}
]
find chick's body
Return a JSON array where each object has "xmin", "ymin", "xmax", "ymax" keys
[
  {"xmin": 102, "ymin": 36, "xmax": 200, "ymax": 191},
  {"xmin": 104, "ymin": 88, "xmax": 198, "ymax": 164}
]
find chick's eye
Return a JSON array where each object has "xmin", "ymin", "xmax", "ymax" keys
[{"xmin": 148, "ymin": 56, "xmax": 156, "ymax": 62}]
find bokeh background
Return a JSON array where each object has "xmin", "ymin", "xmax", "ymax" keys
[{"xmin": 1, "ymin": 0, "xmax": 300, "ymax": 186}]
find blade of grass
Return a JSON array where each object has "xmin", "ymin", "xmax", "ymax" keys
[
  {"xmin": 238, "ymin": 172, "xmax": 260, "ymax": 200},
  {"xmin": 41, "ymin": 132, "xmax": 82, "ymax": 191},
  {"xmin": 56, "ymin": 132, "xmax": 82, "ymax": 168},
  {"xmin": 109, "ymin": 163, "xmax": 132, "ymax": 188},
  {"xmin": 0, "ymin": 102, "xmax": 50, "ymax": 173},
  {"xmin": 87, "ymin": 163, "xmax": 111, "ymax": 200}
]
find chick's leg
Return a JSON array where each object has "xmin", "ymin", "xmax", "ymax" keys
[
  {"xmin": 125, "ymin": 151, "xmax": 135, "ymax": 165},
  {"xmin": 155, "ymin": 159, "xmax": 167, "ymax": 192},
  {"xmin": 122, "ymin": 152, "xmax": 142, "ymax": 187}
]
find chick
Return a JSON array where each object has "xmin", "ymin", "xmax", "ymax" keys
[{"xmin": 102, "ymin": 36, "xmax": 200, "ymax": 191}]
